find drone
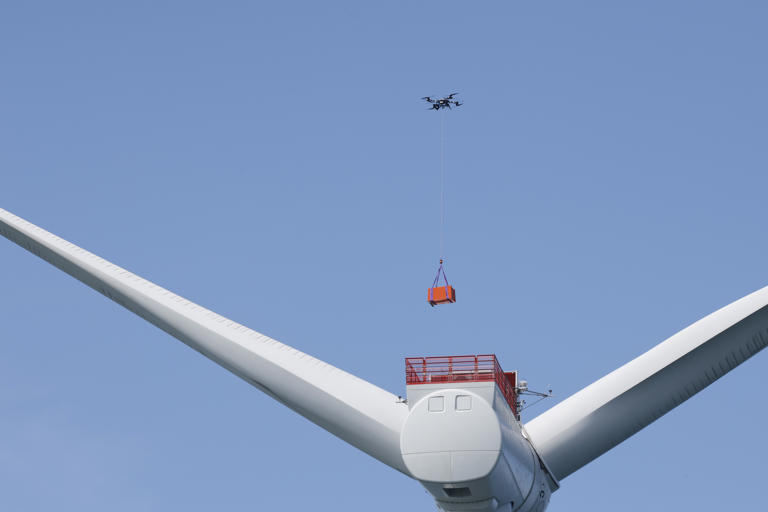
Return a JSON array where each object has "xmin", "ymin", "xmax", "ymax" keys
[{"xmin": 422, "ymin": 92, "xmax": 462, "ymax": 110}]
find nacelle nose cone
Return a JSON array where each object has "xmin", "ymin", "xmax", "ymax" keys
[{"xmin": 400, "ymin": 389, "xmax": 502, "ymax": 482}]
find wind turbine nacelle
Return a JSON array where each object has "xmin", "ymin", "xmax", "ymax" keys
[{"xmin": 401, "ymin": 384, "xmax": 553, "ymax": 512}]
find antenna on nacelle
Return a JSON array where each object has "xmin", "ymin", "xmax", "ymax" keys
[{"xmin": 516, "ymin": 380, "xmax": 553, "ymax": 412}]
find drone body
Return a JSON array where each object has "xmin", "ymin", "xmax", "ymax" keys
[
  {"xmin": 423, "ymin": 93, "xmax": 462, "ymax": 110},
  {"xmin": 1, "ymin": 207, "xmax": 766, "ymax": 512}
]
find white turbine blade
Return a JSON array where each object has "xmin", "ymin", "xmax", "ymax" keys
[
  {"xmin": 524, "ymin": 285, "xmax": 768, "ymax": 481},
  {"xmin": 0, "ymin": 208, "xmax": 408, "ymax": 473}
]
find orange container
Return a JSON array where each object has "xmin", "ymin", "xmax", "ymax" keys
[{"xmin": 428, "ymin": 285, "xmax": 456, "ymax": 306}]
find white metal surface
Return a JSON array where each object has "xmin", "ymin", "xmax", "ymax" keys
[
  {"xmin": 0, "ymin": 207, "xmax": 408, "ymax": 473},
  {"xmin": 524, "ymin": 284, "xmax": 768, "ymax": 480},
  {"xmin": 401, "ymin": 388, "xmax": 502, "ymax": 483},
  {"xmin": 402, "ymin": 382, "xmax": 550, "ymax": 512}
]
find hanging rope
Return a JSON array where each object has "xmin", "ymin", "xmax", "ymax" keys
[
  {"xmin": 440, "ymin": 109, "xmax": 445, "ymax": 260},
  {"xmin": 432, "ymin": 259, "xmax": 450, "ymax": 288}
]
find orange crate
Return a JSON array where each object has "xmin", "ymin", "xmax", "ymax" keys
[{"xmin": 428, "ymin": 285, "xmax": 456, "ymax": 306}]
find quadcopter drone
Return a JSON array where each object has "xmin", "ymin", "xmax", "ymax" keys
[{"xmin": 422, "ymin": 93, "xmax": 462, "ymax": 110}]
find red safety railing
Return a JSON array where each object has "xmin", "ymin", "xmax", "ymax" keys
[{"xmin": 405, "ymin": 354, "xmax": 517, "ymax": 415}]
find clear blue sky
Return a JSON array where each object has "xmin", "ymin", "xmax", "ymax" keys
[{"xmin": 1, "ymin": 2, "xmax": 767, "ymax": 510}]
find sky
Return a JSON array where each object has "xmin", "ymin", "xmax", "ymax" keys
[{"xmin": 1, "ymin": 1, "xmax": 767, "ymax": 511}]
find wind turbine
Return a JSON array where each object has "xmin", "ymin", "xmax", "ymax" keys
[{"xmin": 1, "ymin": 207, "xmax": 766, "ymax": 512}]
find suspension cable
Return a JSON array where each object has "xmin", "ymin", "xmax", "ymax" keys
[{"xmin": 440, "ymin": 110, "xmax": 445, "ymax": 260}]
